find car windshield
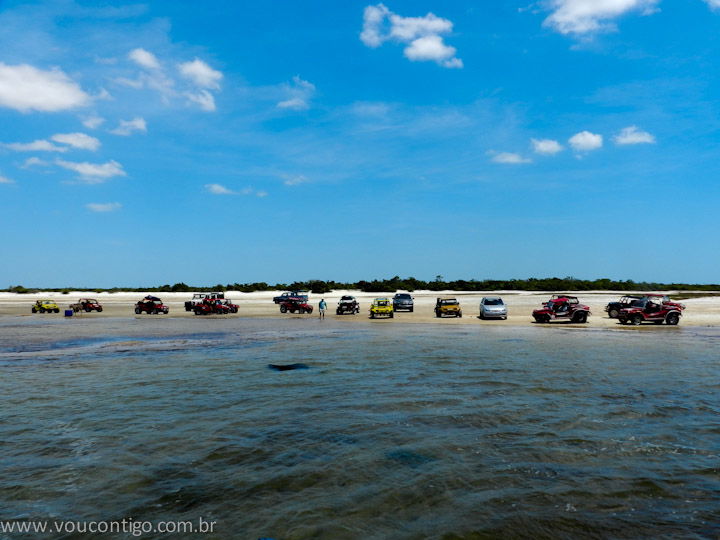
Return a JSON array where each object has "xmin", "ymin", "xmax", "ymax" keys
[
  {"xmin": 341, "ymin": 296, "xmax": 353, "ymax": 301},
  {"xmin": 395, "ymin": 294, "xmax": 411, "ymax": 299},
  {"xmin": 483, "ymin": 298, "xmax": 503, "ymax": 305},
  {"xmin": 440, "ymin": 299, "xmax": 457, "ymax": 305}
]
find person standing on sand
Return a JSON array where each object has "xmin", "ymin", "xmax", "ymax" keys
[{"xmin": 319, "ymin": 299, "xmax": 327, "ymax": 319}]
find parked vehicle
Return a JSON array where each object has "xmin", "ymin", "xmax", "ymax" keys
[
  {"xmin": 479, "ymin": 296, "xmax": 507, "ymax": 319},
  {"xmin": 273, "ymin": 291, "xmax": 309, "ymax": 304},
  {"xmin": 221, "ymin": 299, "xmax": 239, "ymax": 313},
  {"xmin": 185, "ymin": 292, "xmax": 224, "ymax": 311},
  {"xmin": 605, "ymin": 295, "xmax": 650, "ymax": 318},
  {"xmin": 193, "ymin": 298, "xmax": 232, "ymax": 315},
  {"xmin": 392, "ymin": 293, "xmax": 414, "ymax": 312},
  {"xmin": 69, "ymin": 298, "xmax": 103, "ymax": 313},
  {"xmin": 370, "ymin": 298, "xmax": 394, "ymax": 319},
  {"xmin": 617, "ymin": 295, "xmax": 685, "ymax": 325},
  {"xmin": 435, "ymin": 297, "xmax": 462, "ymax": 318},
  {"xmin": 31, "ymin": 299, "xmax": 60, "ymax": 314},
  {"xmin": 336, "ymin": 295, "xmax": 360, "ymax": 315},
  {"xmin": 135, "ymin": 296, "xmax": 169, "ymax": 315},
  {"xmin": 279, "ymin": 299, "xmax": 313, "ymax": 314},
  {"xmin": 533, "ymin": 295, "xmax": 590, "ymax": 323}
]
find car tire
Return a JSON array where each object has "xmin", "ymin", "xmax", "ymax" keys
[
  {"xmin": 31, "ymin": 308, "xmax": 36, "ymax": 313},
  {"xmin": 135, "ymin": 308, "xmax": 141, "ymax": 314},
  {"xmin": 631, "ymin": 314, "xmax": 643, "ymax": 325},
  {"xmin": 666, "ymin": 312, "xmax": 680, "ymax": 325},
  {"xmin": 98, "ymin": 308, "xmax": 103, "ymax": 312},
  {"xmin": 55, "ymin": 309, "xmax": 59, "ymax": 313},
  {"xmin": 608, "ymin": 308, "xmax": 620, "ymax": 319},
  {"xmin": 280, "ymin": 306, "xmax": 287, "ymax": 313},
  {"xmin": 152, "ymin": 309, "xmax": 158, "ymax": 315},
  {"xmin": 85, "ymin": 307, "xmax": 91, "ymax": 312},
  {"xmin": 390, "ymin": 312, "xmax": 394, "ymax": 318}
]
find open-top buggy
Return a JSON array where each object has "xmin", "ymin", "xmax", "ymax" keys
[
  {"xmin": 533, "ymin": 295, "xmax": 590, "ymax": 324},
  {"xmin": 135, "ymin": 296, "xmax": 169, "ymax": 315},
  {"xmin": 370, "ymin": 298, "xmax": 393, "ymax": 319},
  {"xmin": 617, "ymin": 295, "xmax": 684, "ymax": 325},
  {"xmin": 185, "ymin": 292, "xmax": 224, "ymax": 311},
  {"xmin": 605, "ymin": 295, "xmax": 655, "ymax": 319},
  {"xmin": 435, "ymin": 297, "xmax": 462, "ymax": 318},
  {"xmin": 31, "ymin": 300, "xmax": 60, "ymax": 314},
  {"xmin": 193, "ymin": 298, "xmax": 233, "ymax": 315},
  {"xmin": 69, "ymin": 298, "xmax": 103, "ymax": 313},
  {"xmin": 336, "ymin": 295, "xmax": 360, "ymax": 315},
  {"xmin": 279, "ymin": 299, "xmax": 313, "ymax": 314}
]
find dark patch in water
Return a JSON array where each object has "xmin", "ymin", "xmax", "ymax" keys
[
  {"xmin": 268, "ymin": 363, "xmax": 309, "ymax": 371},
  {"xmin": 386, "ymin": 449, "xmax": 436, "ymax": 469}
]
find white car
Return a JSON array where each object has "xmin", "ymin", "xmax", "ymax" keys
[{"xmin": 479, "ymin": 296, "xmax": 507, "ymax": 320}]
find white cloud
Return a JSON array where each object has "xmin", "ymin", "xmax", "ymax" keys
[
  {"xmin": 403, "ymin": 35, "xmax": 463, "ymax": 68},
  {"xmin": 86, "ymin": 202, "xmax": 122, "ymax": 212},
  {"xmin": 277, "ymin": 75, "xmax": 316, "ymax": 110},
  {"xmin": 490, "ymin": 151, "xmax": 532, "ymax": 164},
  {"xmin": 277, "ymin": 97, "xmax": 308, "ymax": 110},
  {"xmin": 56, "ymin": 159, "xmax": 126, "ymax": 183},
  {"xmin": 543, "ymin": 0, "xmax": 659, "ymax": 35},
  {"xmin": 531, "ymin": 138, "xmax": 564, "ymax": 155},
  {"xmin": 283, "ymin": 174, "xmax": 309, "ymax": 186},
  {"xmin": 3, "ymin": 139, "xmax": 67, "ymax": 152},
  {"xmin": 0, "ymin": 174, "xmax": 14, "ymax": 184},
  {"xmin": 82, "ymin": 115, "xmax": 105, "ymax": 129},
  {"xmin": 205, "ymin": 184, "xmax": 268, "ymax": 197},
  {"xmin": 178, "ymin": 59, "xmax": 223, "ymax": 89},
  {"xmin": 360, "ymin": 4, "xmax": 462, "ymax": 68},
  {"xmin": 51, "ymin": 132, "xmax": 101, "ymax": 151},
  {"xmin": 569, "ymin": 130, "xmax": 603, "ymax": 152},
  {"xmin": 21, "ymin": 157, "xmax": 49, "ymax": 168},
  {"xmin": 129, "ymin": 48, "xmax": 161, "ymax": 70},
  {"xmin": 614, "ymin": 125, "xmax": 656, "ymax": 145},
  {"xmin": 110, "ymin": 117, "xmax": 147, "ymax": 136},
  {"xmin": 205, "ymin": 183, "xmax": 235, "ymax": 195},
  {"xmin": 185, "ymin": 90, "xmax": 216, "ymax": 111},
  {"xmin": 706, "ymin": 0, "xmax": 720, "ymax": 9},
  {"xmin": 0, "ymin": 63, "xmax": 91, "ymax": 112}
]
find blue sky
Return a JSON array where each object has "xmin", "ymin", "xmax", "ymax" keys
[{"xmin": 1, "ymin": 0, "xmax": 719, "ymax": 287}]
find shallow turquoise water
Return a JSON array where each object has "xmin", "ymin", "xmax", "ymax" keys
[{"xmin": 0, "ymin": 318, "xmax": 719, "ymax": 538}]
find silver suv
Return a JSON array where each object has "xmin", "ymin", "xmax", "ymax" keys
[{"xmin": 392, "ymin": 293, "xmax": 414, "ymax": 312}]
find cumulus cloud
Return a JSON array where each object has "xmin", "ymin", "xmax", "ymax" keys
[
  {"xmin": 110, "ymin": 117, "xmax": 147, "ymax": 136},
  {"xmin": 56, "ymin": 159, "xmax": 126, "ymax": 183},
  {"xmin": 82, "ymin": 115, "xmax": 105, "ymax": 129},
  {"xmin": 531, "ymin": 138, "xmax": 564, "ymax": 155},
  {"xmin": 543, "ymin": 0, "xmax": 659, "ymax": 35},
  {"xmin": 178, "ymin": 58, "xmax": 223, "ymax": 89},
  {"xmin": 614, "ymin": 125, "xmax": 656, "ymax": 145},
  {"xmin": 51, "ymin": 132, "xmax": 101, "ymax": 151},
  {"xmin": 3, "ymin": 139, "xmax": 67, "ymax": 152},
  {"xmin": 706, "ymin": 0, "xmax": 720, "ymax": 8},
  {"xmin": 277, "ymin": 76, "xmax": 316, "ymax": 110},
  {"xmin": 0, "ymin": 63, "xmax": 91, "ymax": 112},
  {"xmin": 360, "ymin": 4, "xmax": 462, "ymax": 68},
  {"xmin": 86, "ymin": 202, "xmax": 122, "ymax": 212},
  {"xmin": 129, "ymin": 48, "xmax": 161, "ymax": 70},
  {"xmin": 0, "ymin": 174, "xmax": 14, "ymax": 184},
  {"xmin": 489, "ymin": 151, "xmax": 532, "ymax": 164},
  {"xmin": 569, "ymin": 130, "xmax": 603, "ymax": 152}
]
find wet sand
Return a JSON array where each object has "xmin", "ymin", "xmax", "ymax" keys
[{"xmin": 1, "ymin": 290, "xmax": 718, "ymax": 328}]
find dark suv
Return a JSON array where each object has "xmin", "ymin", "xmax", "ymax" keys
[{"xmin": 392, "ymin": 293, "xmax": 414, "ymax": 312}]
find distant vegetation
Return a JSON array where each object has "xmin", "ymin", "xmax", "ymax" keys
[{"xmin": 4, "ymin": 276, "xmax": 720, "ymax": 294}]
